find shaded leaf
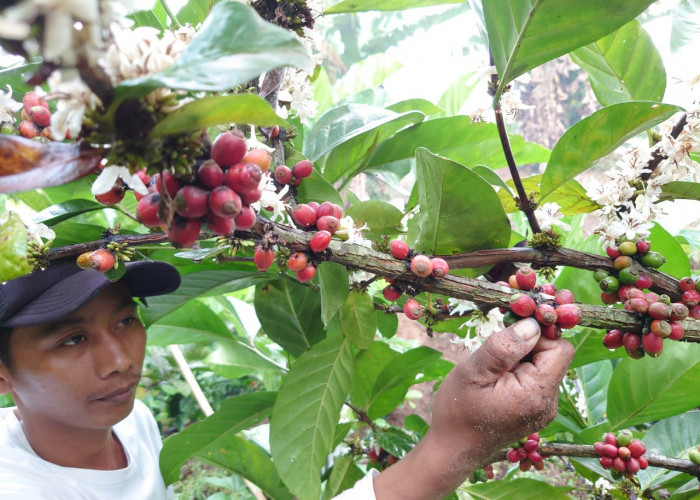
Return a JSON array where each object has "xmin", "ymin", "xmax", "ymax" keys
[
  {"xmin": 578, "ymin": 360, "xmax": 613, "ymax": 425},
  {"xmin": 462, "ymin": 477, "xmax": 573, "ymax": 499},
  {"xmin": 254, "ymin": 278, "xmax": 325, "ymax": 357},
  {"xmin": 322, "ymin": 454, "xmax": 365, "ymax": 500},
  {"xmin": 436, "ymin": 72, "xmax": 479, "ymax": 118},
  {"xmin": 160, "ymin": 392, "xmax": 277, "ymax": 484},
  {"xmin": 33, "ymin": 199, "xmax": 105, "ymax": 225},
  {"xmin": 325, "ymin": 0, "xmax": 462, "ymax": 13},
  {"xmin": 660, "ymin": 181, "xmax": 700, "ymax": 201},
  {"xmin": 339, "ymin": 291, "xmax": 377, "ymax": 349},
  {"xmin": 570, "ymin": 328, "xmax": 625, "ymax": 369},
  {"xmin": 147, "ymin": 300, "xmax": 234, "ymax": 346},
  {"xmin": 540, "ymin": 102, "xmax": 682, "ymax": 200},
  {"xmin": 648, "ymin": 223, "xmax": 690, "ymax": 279},
  {"xmin": 295, "ymin": 168, "xmax": 344, "ymax": 207},
  {"xmin": 345, "ymin": 200, "xmax": 403, "ymax": 240},
  {"xmin": 270, "ymin": 335, "xmax": 354, "ymax": 500},
  {"xmin": 205, "ymin": 339, "xmax": 283, "ymax": 379},
  {"xmin": 350, "ymin": 341, "xmax": 399, "ymax": 409},
  {"xmin": 318, "ymin": 261, "xmax": 350, "ymax": 326}
]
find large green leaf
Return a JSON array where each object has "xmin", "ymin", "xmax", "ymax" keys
[
  {"xmin": 571, "ymin": 20, "xmax": 666, "ymax": 107},
  {"xmin": 367, "ymin": 346, "xmax": 443, "ymax": 419},
  {"xmin": 637, "ymin": 412, "xmax": 700, "ymax": 490},
  {"xmin": 148, "ymin": 94, "xmax": 285, "ymax": 139},
  {"xmin": 607, "ymin": 341, "xmax": 700, "ymax": 430},
  {"xmin": 294, "ymin": 168, "xmax": 344, "ymax": 207},
  {"xmin": 338, "ymin": 291, "xmax": 377, "ymax": 349},
  {"xmin": 660, "ymin": 181, "xmax": 700, "ymax": 202},
  {"xmin": 197, "ymin": 435, "xmax": 292, "ymax": 500},
  {"xmin": 350, "ymin": 341, "xmax": 399, "ymax": 409},
  {"xmin": 407, "ymin": 148, "xmax": 511, "ymax": 257},
  {"xmin": 570, "ymin": 328, "xmax": 625, "ymax": 369},
  {"xmin": 254, "ymin": 278, "xmax": 325, "ymax": 357},
  {"xmin": 0, "ymin": 212, "xmax": 31, "ymax": 282},
  {"xmin": 648, "ymin": 223, "xmax": 690, "ymax": 279},
  {"xmin": 462, "ymin": 477, "xmax": 573, "ymax": 499},
  {"xmin": 367, "ymin": 116, "xmax": 550, "ymax": 171},
  {"xmin": 33, "ymin": 199, "xmax": 106, "ymax": 225},
  {"xmin": 345, "ymin": 200, "xmax": 403, "ymax": 240},
  {"xmin": 325, "ymin": 0, "xmax": 462, "ymax": 13},
  {"xmin": 498, "ymin": 174, "xmax": 600, "ymax": 214},
  {"xmin": 482, "ymin": 0, "xmax": 656, "ymax": 101},
  {"xmin": 318, "ymin": 262, "xmax": 350, "ymax": 326},
  {"xmin": 205, "ymin": 340, "xmax": 283, "ymax": 379},
  {"xmin": 386, "ymin": 98, "xmax": 442, "ymax": 116},
  {"xmin": 160, "ymin": 391, "xmax": 277, "ymax": 484},
  {"xmin": 114, "ymin": 2, "xmax": 313, "ymax": 102},
  {"xmin": 270, "ymin": 335, "xmax": 354, "ymax": 500},
  {"xmin": 539, "ymin": 102, "xmax": 682, "ymax": 200},
  {"xmin": 146, "ymin": 300, "xmax": 234, "ymax": 345},
  {"xmin": 176, "ymin": 0, "xmax": 217, "ymax": 26},
  {"xmin": 128, "ymin": 2, "xmax": 168, "ymax": 29},
  {"xmin": 436, "ymin": 72, "xmax": 479, "ymax": 118},
  {"xmin": 141, "ymin": 269, "xmax": 267, "ymax": 325},
  {"xmin": 578, "ymin": 360, "xmax": 613, "ymax": 426},
  {"xmin": 322, "ymin": 454, "xmax": 365, "ymax": 500}
]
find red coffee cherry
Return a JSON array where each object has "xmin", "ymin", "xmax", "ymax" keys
[
  {"xmin": 515, "ymin": 266, "xmax": 537, "ymax": 290},
  {"xmin": 211, "ymin": 130, "xmax": 247, "ymax": 167},
  {"xmin": 136, "ymin": 193, "xmax": 162, "ymax": 227},
  {"xmin": 679, "ymin": 277, "xmax": 696, "ymax": 292},
  {"xmin": 292, "ymin": 204, "xmax": 318, "ymax": 228},
  {"xmin": 382, "ymin": 285, "xmax": 402, "ymax": 301},
  {"xmin": 603, "ymin": 329, "xmax": 624, "ymax": 350},
  {"xmin": 309, "ymin": 230, "xmax": 332, "ymax": 253},
  {"xmin": 628, "ymin": 439, "xmax": 646, "ymax": 458},
  {"xmin": 410, "ymin": 255, "xmax": 433, "ymax": 278},
  {"xmin": 390, "ymin": 239, "xmax": 410, "ymax": 260},
  {"xmin": 555, "ymin": 304, "xmax": 582, "ymax": 329},
  {"xmin": 534, "ymin": 303, "xmax": 558, "ymax": 326},
  {"xmin": 669, "ymin": 302, "xmax": 689, "ymax": 321},
  {"xmin": 509, "ymin": 293, "xmax": 536, "ymax": 317},
  {"xmin": 88, "ymin": 248, "xmax": 116, "ymax": 272},
  {"xmin": 636, "ymin": 240, "xmax": 651, "ymax": 254},
  {"xmin": 316, "ymin": 215, "xmax": 339, "ymax": 234},
  {"xmin": 95, "ymin": 185, "xmax": 126, "ymax": 206},
  {"xmin": 28, "ymin": 105, "xmax": 51, "ymax": 127},
  {"xmin": 296, "ymin": 265, "xmax": 317, "ymax": 283},
  {"xmin": 167, "ymin": 216, "xmax": 201, "ymax": 248},
  {"xmin": 668, "ymin": 321, "xmax": 684, "ymax": 341},
  {"xmin": 554, "ymin": 289, "xmax": 574, "ymax": 305},
  {"xmin": 274, "ymin": 165, "xmax": 293, "ymax": 184},
  {"xmin": 316, "ymin": 201, "xmax": 337, "ymax": 218},
  {"xmin": 634, "ymin": 274, "xmax": 653, "ymax": 289},
  {"xmin": 235, "ymin": 206, "xmax": 256, "ymax": 230},
  {"xmin": 197, "ymin": 159, "xmax": 224, "ymax": 188},
  {"xmin": 539, "ymin": 283, "xmax": 557, "ymax": 296},
  {"xmin": 648, "ymin": 302, "xmax": 671, "ymax": 320},
  {"xmin": 403, "ymin": 298, "xmax": 422, "ymax": 320},
  {"xmin": 254, "ymin": 245, "xmax": 275, "ymax": 272},
  {"xmin": 209, "ymin": 186, "xmax": 242, "ymax": 218},
  {"xmin": 287, "ymin": 252, "xmax": 308, "ymax": 272},
  {"xmin": 541, "ymin": 324, "xmax": 562, "ymax": 340},
  {"xmin": 606, "ymin": 246, "xmax": 621, "ymax": 259},
  {"xmin": 152, "ymin": 171, "xmax": 182, "ymax": 198},
  {"xmin": 430, "ymin": 258, "xmax": 449, "ymax": 278},
  {"xmin": 642, "ymin": 332, "xmax": 664, "ymax": 357},
  {"xmin": 205, "ymin": 213, "xmax": 235, "ymax": 236},
  {"xmin": 23, "ymin": 90, "xmax": 48, "ymax": 109},
  {"xmin": 174, "ymin": 185, "xmax": 209, "ymax": 218},
  {"xmin": 292, "ymin": 159, "xmax": 314, "ymax": 179}
]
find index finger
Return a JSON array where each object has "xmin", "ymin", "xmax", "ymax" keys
[{"xmin": 528, "ymin": 336, "xmax": 575, "ymax": 382}]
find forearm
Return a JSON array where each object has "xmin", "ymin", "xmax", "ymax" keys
[{"xmin": 372, "ymin": 428, "xmax": 487, "ymax": 500}]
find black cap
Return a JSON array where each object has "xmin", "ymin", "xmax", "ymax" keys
[{"xmin": 0, "ymin": 260, "xmax": 181, "ymax": 328}]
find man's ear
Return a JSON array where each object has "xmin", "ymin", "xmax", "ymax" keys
[{"xmin": 0, "ymin": 362, "xmax": 12, "ymax": 395}]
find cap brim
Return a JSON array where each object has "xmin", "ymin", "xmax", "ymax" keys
[{"xmin": 4, "ymin": 261, "xmax": 180, "ymax": 328}]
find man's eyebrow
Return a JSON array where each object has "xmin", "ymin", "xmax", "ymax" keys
[{"xmin": 42, "ymin": 297, "xmax": 138, "ymax": 335}]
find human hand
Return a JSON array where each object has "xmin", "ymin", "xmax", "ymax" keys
[{"xmin": 373, "ymin": 318, "xmax": 574, "ymax": 500}]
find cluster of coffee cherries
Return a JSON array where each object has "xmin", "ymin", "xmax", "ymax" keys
[
  {"xmin": 470, "ymin": 464, "xmax": 495, "ymax": 483},
  {"xmin": 500, "ymin": 266, "xmax": 581, "ymax": 340},
  {"xmin": 367, "ymin": 446, "xmax": 399, "ymax": 469},
  {"xmin": 688, "ymin": 445, "xmax": 700, "ymax": 492},
  {"xmin": 253, "ymin": 200, "xmax": 345, "ymax": 283},
  {"xmin": 380, "ymin": 239, "xmax": 450, "ymax": 321},
  {"xmin": 593, "ymin": 431, "xmax": 648, "ymax": 478},
  {"xmin": 596, "ymin": 239, "xmax": 663, "ymax": 305},
  {"xmin": 4, "ymin": 91, "xmax": 58, "ymax": 141},
  {"xmin": 506, "ymin": 432, "xmax": 545, "ymax": 471}
]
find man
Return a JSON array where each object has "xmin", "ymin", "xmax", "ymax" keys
[{"xmin": 0, "ymin": 260, "xmax": 574, "ymax": 499}]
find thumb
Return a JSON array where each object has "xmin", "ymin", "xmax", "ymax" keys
[{"xmin": 468, "ymin": 318, "xmax": 541, "ymax": 383}]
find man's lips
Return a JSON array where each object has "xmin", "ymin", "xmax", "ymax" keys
[{"xmin": 90, "ymin": 380, "xmax": 139, "ymax": 402}]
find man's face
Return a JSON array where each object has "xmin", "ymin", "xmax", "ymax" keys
[{"xmin": 0, "ymin": 282, "xmax": 146, "ymax": 431}]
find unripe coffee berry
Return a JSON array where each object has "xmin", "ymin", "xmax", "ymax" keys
[
  {"xmin": 599, "ymin": 276, "xmax": 620, "ymax": 293},
  {"xmin": 390, "ymin": 239, "xmax": 410, "ymax": 259},
  {"xmin": 619, "ymin": 241, "xmax": 637, "ymax": 255},
  {"xmin": 410, "ymin": 255, "xmax": 433, "ymax": 278},
  {"xmin": 613, "ymin": 255, "xmax": 633, "ymax": 270},
  {"xmin": 639, "ymin": 251, "xmax": 665, "ymax": 269},
  {"xmin": 403, "ymin": 298, "xmax": 422, "ymax": 320},
  {"xmin": 618, "ymin": 267, "xmax": 639, "ymax": 286}
]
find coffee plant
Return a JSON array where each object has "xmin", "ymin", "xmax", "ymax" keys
[{"xmin": 0, "ymin": 0, "xmax": 699, "ymax": 498}]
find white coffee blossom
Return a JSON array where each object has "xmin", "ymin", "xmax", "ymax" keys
[
  {"xmin": 337, "ymin": 216, "xmax": 372, "ymax": 248},
  {"xmin": 277, "ymin": 68, "xmax": 318, "ymax": 121},
  {"xmin": 2, "ymin": 200, "xmax": 55, "ymax": 243},
  {"xmin": 594, "ymin": 477, "xmax": 613, "ymax": 495},
  {"xmin": 251, "ymin": 174, "xmax": 290, "ymax": 223},
  {"xmin": 47, "ymin": 70, "xmax": 99, "ymax": 140},
  {"xmin": 91, "ymin": 165, "xmax": 148, "ymax": 196},
  {"xmin": 447, "ymin": 297, "xmax": 478, "ymax": 316},
  {"xmin": 449, "ymin": 301, "xmax": 504, "ymax": 352},
  {"xmin": 534, "ymin": 202, "xmax": 570, "ymax": 231},
  {"xmin": 246, "ymin": 127, "xmax": 275, "ymax": 153},
  {"xmin": 0, "ymin": 85, "xmax": 22, "ymax": 124}
]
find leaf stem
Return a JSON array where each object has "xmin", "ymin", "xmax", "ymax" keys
[{"xmin": 160, "ymin": 0, "xmax": 182, "ymax": 29}]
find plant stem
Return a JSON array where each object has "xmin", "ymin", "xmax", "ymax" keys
[
  {"xmin": 345, "ymin": 401, "xmax": 377, "ymax": 431},
  {"xmin": 160, "ymin": 0, "xmax": 182, "ymax": 28},
  {"xmin": 489, "ymin": 51, "xmax": 541, "ymax": 235}
]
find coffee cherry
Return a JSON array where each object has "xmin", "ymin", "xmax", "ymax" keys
[
  {"xmin": 648, "ymin": 302, "xmax": 671, "ymax": 320},
  {"xmin": 205, "ymin": 213, "xmax": 235, "ymax": 236},
  {"xmin": 691, "ymin": 305, "xmax": 700, "ymax": 319},
  {"xmin": 383, "ymin": 285, "xmax": 402, "ymax": 301},
  {"xmin": 599, "ymin": 456, "xmax": 614, "ymax": 469},
  {"xmin": 430, "ymin": 258, "xmax": 449, "ymax": 278},
  {"xmin": 307, "ymin": 202, "xmax": 320, "ymax": 214},
  {"xmin": 292, "ymin": 204, "xmax": 318, "ymax": 228},
  {"xmin": 602, "ymin": 444, "xmax": 618, "ymax": 458},
  {"xmin": 95, "ymin": 185, "xmax": 126, "ymax": 206},
  {"xmin": 650, "ymin": 319, "xmax": 671, "ymax": 338},
  {"xmin": 679, "ymin": 277, "xmax": 696, "ymax": 292},
  {"xmin": 211, "ymin": 130, "xmax": 247, "ymax": 167},
  {"xmin": 28, "ymin": 105, "xmax": 51, "ymax": 127},
  {"xmin": 510, "ymin": 294, "xmax": 537, "ymax": 317},
  {"xmin": 627, "ymin": 298, "xmax": 649, "ymax": 314},
  {"xmin": 622, "ymin": 332, "xmax": 641, "ymax": 354},
  {"xmin": 254, "ymin": 245, "xmax": 275, "ymax": 272},
  {"xmin": 669, "ymin": 302, "xmax": 689, "ymax": 321},
  {"xmin": 506, "ymin": 448, "xmax": 521, "ymax": 463},
  {"xmin": 287, "ymin": 252, "xmax": 308, "ymax": 271},
  {"xmin": 310, "ymin": 230, "xmax": 332, "ymax": 253},
  {"xmin": 613, "ymin": 456, "xmax": 627, "ymax": 472},
  {"xmin": 296, "ymin": 265, "xmax": 317, "ymax": 283},
  {"xmin": 606, "ymin": 246, "xmax": 621, "ymax": 259},
  {"xmin": 639, "ymin": 251, "xmax": 665, "ymax": 269},
  {"xmin": 636, "ymin": 240, "xmax": 651, "ymax": 254},
  {"xmin": 539, "ymin": 283, "xmax": 557, "ymax": 296},
  {"xmin": 554, "ymin": 289, "xmax": 575, "ymax": 305},
  {"xmin": 682, "ymin": 290, "xmax": 700, "ymax": 308},
  {"xmin": 627, "ymin": 439, "xmax": 646, "ymax": 458},
  {"xmin": 618, "ymin": 267, "xmax": 639, "ymax": 286},
  {"xmin": 626, "ymin": 457, "xmax": 641, "ymax": 474},
  {"xmin": 316, "ymin": 215, "xmax": 340, "ymax": 234},
  {"xmin": 688, "ymin": 447, "xmax": 700, "ymax": 465},
  {"xmin": 556, "ymin": 304, "xmax": 582, "ymax": 329},
  {"xmin": 613, "ymin": 256, "xmax": 633, "ymax": 270},
  {"xmin": 153, "ymin": 171, "xmax": 182, "ymax": 198},
  {"xmin": 616, "ymin": 430, "xmax": 633, "ymax": 447},
  {"xmin": 235, "ymin": 206, "xmax": 256, "ymax": 230},
  {"xmin": 292, "ymin": 159, "xmax": 314, "ymax": 179},
  {"xmin": 617, "ymin": 285, "xmax": 635, "ymax": 301},
  {"xmin": 634, "ymin": 274, "xmax": 653, "ymax": 289},
  {"xmin": 601, "ymin": 291, "xmax": 619, "ymax": 304},
  {"xmin": 23, "ymin": 91, "xmax": 48, "ymax": 110},
  {"xmin": 403, "ymin": 298, "xmax": 422, "ymax": 320},
  {"xmin": 619, "ymin": 241, "xmax": 637, "ymax": 256},
  {"xmin": 603, "ymin": 329, "xmax": 624, "ymax": 349},
  {"xmin": 197, "ymin": 159, "xmax": 224, "ymax": 188},
  {"xmin": 240, "ymin": 187, "xmax": 262, "ymax": 205},
  {"xmin": 168, "ymin": 217, "xmax": 202, "ymax": 248},
  {"xmin": 627, "ymin": 288, "xmax": 646, "ymax": 300},
  {"xmin": 410, "ymin": 255, "xmax": 433, "ymax": 278},
  {"xmin": 174, "ymin": 185, "xmax": 209, "ymax": 218},
  {"xmin": 535, "ymin": 303, "xmax": 558, "ymax": 326},
  {"xmin": 668, "ymin": 321, "xmax": 684, "ymax": 341},
  {"xmin": 508, "ymin": 275, "xmax": 520, "ymax": 289},
  {"xmin": 514, "ymin": 266, "xmax": 537, "ymax": 290},
  {"xmin": 224, "ymin": 162, "xmax": 263, "ymax": 194},
  {"xmin": 388, "ymin": 240, "xmax": 409, "ymax": 261},
  {"xmin": 241, "ymin": 148, "xmax": 272, "ymax": 172},
  {"xmin": 86, "ymin": 249, "xmax": 115, "ymax": 272},
  {"xmin": 642, "ymin": 331, "xmax": 664, "ymax": 356},
  {"xmin": 136, "ymin": 193, "xmax": 162, "ymax": 227},
  {"xmin": 209, "ymin": 186, "xmax": 242, "ymax": 218},
  {"xmin": 274, "ymin": 165, "xmax": 293, "ymax": 184},
  {"xmin": 593, "ymin": 269, "xmax": 610, "ymax": 282},
  {"xmin": 599, "ymin": 276, "xmax": 619, "ymax": 294},
  {"xmin": 523, "ymin": 439, "xmax": 539, "ymax": 452}
]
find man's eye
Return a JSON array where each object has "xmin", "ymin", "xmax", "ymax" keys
[
  {"xmin": 62, "ymin": 334, "xmax": 86, "ymax": 346},
  {"xmin": 120, "ymin": 316, "xmax": 140, "ymax": 327}
]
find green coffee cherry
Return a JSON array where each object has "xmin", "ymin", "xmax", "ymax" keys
[
  {"xmin": 599, "ymin": 276, "xmax": 620, "ymax": 293},
  {"xmin": 618, "ymin": 267, "xmax": 640, "ymax": 286},
  {"xmin": 639, "ymin": 251, "xmax": 665, "ymax": 269},
  {"xmin": 593, "ymin": 269, "xmax": 610, "ymax": 282},
  {"xmin": 619, "ymin": 241, "xmax": 638, "ymax": 256}
]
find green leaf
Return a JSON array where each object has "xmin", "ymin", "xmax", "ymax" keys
[
  {"xmin": 205, "ymin": 340, "xmax": 283, "ymax": 379},
  {"xmin": 338, "ymin": 291, "xmax": 377, "ymax": 349},
  {"xmin": 483, "ymin": 0, "xmax": 656, "ymax": 101},
  {"xmin": 254, "ymin": 278, "xmax": 325, "ymax": 357},
  {"xmin": 270, "ymin": 335, "xmax": 354, "ymax": 500},
  {"xmin": 350, "ymin": 341, "xmax": 399, "ymax": 409},
  {"xmin": 114, "ymin": 2, "xmax": 313, "ymax": 102},
  {"xmin": 407, "ymin": 148, "xmax": 511, "ymax": 258},
  {"xmin": 376, "ymin": 309, "xmax": 398, "ymax": 338},
  {"xmin": 295, "ymin": 168, "xmax": 344, "ymax": 207},
  {"xmin": 33, "ymin": 199, "xmax": 105, "ymax": 225},
  {"xmin": 322, "ymin": 454, "xmax": 364, "ymax": 500},
  {"xmin": 462, "ymin": 477, "xmax": 574, "ymax": 499},
  {"xmin": 571, "ymin": 20, "xmax": 666, "ymax": 107},
  {"xmin": 540, "ymin": 102, "xmax": 682, "ymax": 200},
  {"xmin": 148, "ymin": 94, "xmax": 285, "ymax": 139},
  {"xmin": 345, "ymin": 200, "xmax": 403, "ymax": 240},
  {"xmin": 0, "ymin": 62, "xmax": 41, "ymax": 98},
  {"xmin": 648, "ymin": 223, "xmax": 690, "ymax": 279},
  {"xmin": 318, "ymin": 262, "xmax": 350, "ymax": 326},
  {"xmin": 637, "ymin": 412, "xmax": 700, "ymax": 490},
  {"xmin": 325, "ymin": 0, "xmax": 462, "ymax": 13},
  {"xmin": 160, "ymin": 391, "xmax": 277, "ymax": 484},
  {"xmin": 0, "ymin": 212, "xmax": 31, "ymax": 282},
  {"xmin": 128, "ymin": 2, "xmax": 168, "ymax": 29},
  {"xmin": 570, "ymin": 328, "xmax": 625, "ymax": 369},
  {"xmin": 374, "ymin": 426, "xmax": 419, "ymax": 457},
  {"xmin": 367, "ymin": 346, "xmax": 443, "ymax": 419},
  {"xmin": 386, "ymin": 98, "xmax": 442, "ymax": 116},
  {"xmin": 607, "ymin": 341, "xmax": 700, "ymax": 430},
  {"xmin": 578, "ymin": 360, "xmax": 613, "ymax": 426},
  {"xmin": 176, "ymin": 0, "xmax": 217, "ymax": 26},
  {"xmin": 141, "ymin": 270, "xmax": 268, "ymax": 326},
  {"xmin": 146, "ymin": 300, "xmax": 234, "ymax": 345},
  {"xmin": 498, "ymin": 174, "xmax": 600, "ymax": 214},
  {"xmin": 197, "ymin": 435, "xmax": 292, "ymax": 500},
  {"xmin": 436, "ymin": 72, "xmax": 479, "ymax": 118},
  {"xmin": 660, "ymin": 181, "xmax": 700, "ymax": 201},
  {"xmin": 51, "ymin": 223, "xmax": 106, "ymax": 247},
  {"xmin": 367, "ymin": 116, "xmax": 550, "ymax": 171},
  {"xmin": 670, "ymin": 0, "xmax": 700, "ymax": 53}
]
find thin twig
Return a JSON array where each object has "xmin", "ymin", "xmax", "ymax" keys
[{"xmin": 345, "ymin": 401, "xmax": 377, "ymax": 432}]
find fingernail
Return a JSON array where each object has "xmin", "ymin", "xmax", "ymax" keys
[{"xmin": 513, "ymin": 318, "xmax": 540, "ymax": 341}]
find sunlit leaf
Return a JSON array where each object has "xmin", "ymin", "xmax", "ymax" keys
[
  {"xmin": 325, "ymin": 0, "xmax": 462, "ymax": 13},
  {"xmin": 338, "ymin": 291, "xmax": 376, "ymax": 349},
  {"xmin": 0, "ymin": 212, "xmax": 31, "ymax": 282}
]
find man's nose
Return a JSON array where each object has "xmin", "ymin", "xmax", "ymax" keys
[{"xmin": 94, "ymin": 329, "xmax": 132, "ymax": 378}]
